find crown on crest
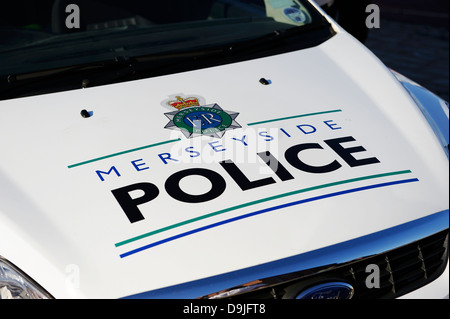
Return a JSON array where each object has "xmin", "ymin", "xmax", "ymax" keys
[{"xmin": 168, "ymin": 96, "xmax": 200, "ymax": 110}]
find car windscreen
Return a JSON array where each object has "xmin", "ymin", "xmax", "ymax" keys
[{"xmin": 0, "ymin": 0, "xmax": 334, "ymax": 99}]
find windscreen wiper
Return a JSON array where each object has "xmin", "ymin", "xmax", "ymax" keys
[
  {"xmin": 0, "ymin": 47, "xmax": 227, "ymax": 100},
  {"xmin": 225, "ymin": 20, "xmax": 332, "ymax": 55},
  {"xmin": 5, "ymin": 55, "xmax": 137, "ymax": 89},
  {"xmin": 0, "ymin": 20, "xmax": 333, "ymax": 100}
]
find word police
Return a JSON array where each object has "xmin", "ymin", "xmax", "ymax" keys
[{"xmin": 109, "ymin": 135, "xmax": 380, "ymax": 223}]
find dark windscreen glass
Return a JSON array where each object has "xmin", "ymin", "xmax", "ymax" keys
[{"xmin": 0, "ymin": 0, "xmax": 332, "ymax": 99}]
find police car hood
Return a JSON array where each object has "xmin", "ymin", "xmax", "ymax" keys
[{"xmin": 0, "ymin": 32, "xmax": 448, "ymax": 298}]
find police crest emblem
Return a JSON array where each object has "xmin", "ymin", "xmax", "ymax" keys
[{"xmin": 163, "ymin": 94, "xmax": 241, "ymax": 139}]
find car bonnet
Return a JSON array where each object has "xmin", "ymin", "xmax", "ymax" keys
[{"xmin": 0, "ymin": 32, "xmax": 448, "ymax": 298}]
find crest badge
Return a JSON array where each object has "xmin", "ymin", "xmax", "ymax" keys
[{"xmin": 163, "ymin": 94, "xmax": 241, "ymax": 139}]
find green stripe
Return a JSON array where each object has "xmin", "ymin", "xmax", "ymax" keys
[
  {"xmin": 69, "ymin": 110, "xmax": 340, "ymax": 168},
  {"xmin": 115, "ymin": 170, "xmax": 412, "ymax": 247},
  {"xmin": 247, "ymin": 109, "xmax": 342, "ymax": 126},
  {"xmin": 67, "ymin": 138, "xmax": 181, "ymax": 168}
]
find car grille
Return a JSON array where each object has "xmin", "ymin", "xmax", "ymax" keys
[
  {"xmin": 347, "ymin": 229, "xmax": 448, "ymax": 298},
  {"xmin": 205, "ymin": 229, "xmax": 448, "ymax": 299}
]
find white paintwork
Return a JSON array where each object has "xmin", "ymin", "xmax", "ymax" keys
[{"xmin": 0, "ymin": 28, "xmax": 448, "ymax": 298}]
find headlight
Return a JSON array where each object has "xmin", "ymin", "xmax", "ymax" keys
[{"xmin": 0, "ymin": 256, "xmax": 52, "ymax": 299}]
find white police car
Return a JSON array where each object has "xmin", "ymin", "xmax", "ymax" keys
[{"xmin": 0, "ymin": 0, "xmax": 448, "ymax": 299}]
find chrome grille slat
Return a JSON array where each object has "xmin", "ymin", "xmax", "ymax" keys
[
  {"xmin": 131, "ymin": 211, "xmax": 448, "ymax": 299},
  {"xmin": 204, "ymin": 230, "xmax": 448, "ymax": 299}
]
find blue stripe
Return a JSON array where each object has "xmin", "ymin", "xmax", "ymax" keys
[
  {"xmin": 123, "ymin": 210, "xmax": 448, "ymax": 298},
  {"xmin": 120, "ymin": 178, "xmax": 419, "ymax": 258}
]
